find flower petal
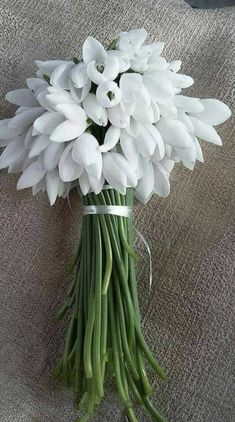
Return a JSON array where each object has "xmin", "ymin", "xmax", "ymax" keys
[
  {"xmin": 72, "ymin": 133, "xmax": 100, "ymax": 169},
  {"xmin": 28, "ymin": 134, "xmax": 50, "ymax": 157},
  {"xmin": 99, "ymin": 126, "xmax": 121, "ymax": 152},
  {"xmin": 59, "ymin": 142, "xmax": 83, "ymax": 182},
  {"xmin": 147, "ymin": 57, "xmax": 168, "ymax": 72},
  {"xmin": 83, "ymin": 36, "xmax": 107, "ymax": 64},
  {"xmin": 0, "ymin": 119, "xmax": 22, "ymax": 140},
  {"xmin": 167, "ymin": 72, "xmax": 194, "ymax": 88},
  {"xmin": 192, "ymin": 136, "xmax": 204, "ymax": 162},
  {"xmin": 50, "ymin": 120, "xmax": 83, "ymax": 142},
  {"xmin": 143, "ymin": 72, "xmax": 174, "ymax": 104},
  {"xmin": 189, "ymin": 116, "xmax": 222, "ymax": 145},
  {"xmin": 8, "ymin": 154, "xmax": 28, "ymax": 173},
  {"xmin": 0, "ymin": 137, "xmax": 11, "ymax": 147},
  {"xmin": 160, "ymin": 157, "xmax": 174, "ymax": 174},
  {"xmin": 46, "ymin": 89, "xmax": 76, "ymax": 106},
  {"xmin": 175, "ymin": 143, "xmax": 197, "ymax": 170},
  {"xmin": 149, "ymin": 42, "xmax": 165, "ymax": 56},
  {"xmin": 9, "ymin": 107, "xmax": 44, "ymax": 131},
  {"xmin": 135, "ymin": 124, "xmax": 157, "ymax": 156},
  {"xmin": 86, "ymin": 154, "xmax": 102, "ymax": 179},
  {"xmin": 132, "ymin": 102, "xmax": 154, "ymax": 124},
  {"xmin": 96, "ymin": 81, "xmax": 121, "ymax": 108},
  {"xmin": 0, "ymin": 136, "xmax": 25, "ymax": 169},
  {"xmin": 154, "ymin": 163, "xmax": 170, "ymax": 197},
  {"xmin": 26, "ymin": 78, "xmax": 47, "ymax": 92},
  {"xmin": 88, "ymin": 174, "xmax": 104, "ymax": 194},
  {"xmin": 50, "ymin": 62, "xmax": 74, "ymax": 89},
  {"xmin": 118, "ymin": 28, "xmax": 147, "ymax": 51},
  {"xmin": 69, "ymin": 80, "xmax": 82, "ymax": 103},
  {"xmin": 37, "ymin": 89, "xmax": 53, "ymax": 110},
  {"xmin": 35, "ymin": 60, "xmax": 66, "ymax": 78},
  {"xmin": 168, "ymin": 60, "xmax": 182, "ymax": 72},
  {"xmin": 120, "ymin": 130, "xmax": 139, "ymax": 170},
  {"xmin": 151, "ymin": 101, "xmax": 160, "ymax": 123},
  {"xmin": 103, "ymin": 55, "xmax": 120, "ymax": 81},
  {"xmin": 107, "ymin": 50, "xmax": 130, "ymax": 73},
  {"xmin": 58, "ymin": 181, "xmax": 71, "ymax": 198},
  {"xmin": 103, "ymin": 152, "xmax": 127, "ymax": 194},
  {"xmin": 149, "ymin": 126, "xmax": 165, "ymax": 161},
  {"xmin": 6, "ymin": 89, "xmax": 39, "ymax": 107},
  {"xmin": 56, "ymin": 103, "xmax": 87, "ymax": 124},
  {"xmin": 70, "ymin": 63, "xmax": 88, "ymax": 88},
  {"xmin": 33, "ymin": 111, "xmax": 65, "ymax": 135},
  {"xmin": 135, "ymin": 161, "xmax": 154, "ymax": 204},
  {"xmin": 17, "ymin": 159, "xmax": 46, "ymax": 189},
  {"xmin": 111, "ymin": 152, "xmax": 137, "ymax": 187},
  {"xmin": 107, "ymin": 104, "xmax": 130, "ymax": 128},
  {"xmin": 46, "ymin": 169, "xmax": 61, "ymax": 205},
  {"xmin": 174, "ymin": 95, "xmax": 204, "ymax": 113},
  {"xmin": 43, "ymin": 142, "xmax": 64, "ymax": 171},
  {"xmin": 87, "ymin": 61, "xmax": 107, "ymax": 85},
  {"xmin": 79, "ymin": 170, "xmax": 91, "ymax": 195},
  {"xmin": 159, "ymin": 101, "xmax": 177, "ymax": 119},
  {"xmin": 81, "ymin": 80, "xmax": 91, "ymax": 101},
  {"xmin": 190, "ymin": 99, "xmax": 231, "ymax": 126},
  {"xmin": 83, "ymin": 93, "xmax": 108, "ymax": 126},
  {"xmin": 24, "ymin": 127, "xmax": 34, "ymax": 148},
  {"xmin": 156, "ymin": 118, "xmax": 193, "ymax": 148},
  {"xmin": 125, "ymin": 118, "xmax": 140, "ymax": 137},
  {"xmin": 120, "ymin": 73, "xmax": 142, "ymax": 103},
  {"xmin": 177, "ymin": 111, "xmax": 194, "ymax": 133},
  {"xmin": 32, "ymin": 177, "xmax": 46, "ymax": 195}
]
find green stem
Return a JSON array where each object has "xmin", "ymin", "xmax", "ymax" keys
[
  {"xmin": 55, "ymin": 187, "xmax": 168, "ymax": 422},
  {"xmin": 92, "ymin": 216, "xmax": 104, "ymax": 398}
]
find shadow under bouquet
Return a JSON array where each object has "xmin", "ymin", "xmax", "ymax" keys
[{"xmin": 0, "ymin": 28, "xmax": 231, "ymax": 422}]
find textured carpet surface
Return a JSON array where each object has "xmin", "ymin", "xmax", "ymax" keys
[{"xmin": 0, "ymin": 1, "xmax": 234, "ymax": 421}]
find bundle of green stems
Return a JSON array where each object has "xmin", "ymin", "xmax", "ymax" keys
[{"xmin": 55, "ymin": 187, "xmax": 167, "ymax": 422}]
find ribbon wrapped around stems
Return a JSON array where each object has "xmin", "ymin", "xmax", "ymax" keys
[{"xmin": 83, "ymin": 205, "xmax": 133, "ymax": 218}]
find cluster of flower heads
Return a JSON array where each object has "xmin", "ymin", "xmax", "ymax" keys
[{"xmin": 0, "ymin": 28, "xmax": 231, "ymax": 204}]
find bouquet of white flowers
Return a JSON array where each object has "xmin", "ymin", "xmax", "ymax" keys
[{"xmin": 0, "ymin": 28, "xmax": 231, "ymax": 422}]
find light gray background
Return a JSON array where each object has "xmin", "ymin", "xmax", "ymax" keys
[{"xmin": 0, "ymin": 1, "xmax": 234, "ymax": 421}]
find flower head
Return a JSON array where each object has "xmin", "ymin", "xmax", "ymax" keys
[{"xmin": 0, "ymin": 28, "xmax": 231, "ymax": 205}]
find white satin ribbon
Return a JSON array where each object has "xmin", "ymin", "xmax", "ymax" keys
[{"xmin": 83, "ymin": 205, "xmax": 133, "ymax": 218}]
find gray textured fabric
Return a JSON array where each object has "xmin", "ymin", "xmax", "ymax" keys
[{"xmin": 0, "ymin": 1, "xmax": 234, "ymax": 422}]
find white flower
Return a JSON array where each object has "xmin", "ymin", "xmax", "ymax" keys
[
  {"xmin": 70, "ymin": 63, "xmax": 91, "ymax": 102},
  {"xmin": 0, "ymin": 28, "xmax": 231, "ymax": 205},
  {"xmin": 107, "ymin": 104, "xmax": 130, "ymax": 128},
  {"xmin": 99, "ymin": 126, "xmax": 121, "ymax": 152},
  {"xmin": 83, "ymin": 93, "xmax": 108, "ymax": 126},
  {"xmin": 143, "ymin": 71, "xmax": 174, "ymax": 104},
  {"xmin": 35, "ymin": 60, "xmax": 67, "ymax": 79},
  {"xmin": 72, "ymin": 133, "xmax": 104, "ymax": 194},
  {"xmin": 190, "ymin": 98, "xmax": 231, "ymax": 125},
  {"xmin": 72, "ymin": 133, "xmax": 102, "ymax": 178},
  {"xmin": 96, "ymin": 81, "xmax": 121, "ymax": 108},
  {"xmin": 107, "ymin": 50, "xmax": 130, "ymax": 73},
  {"xmin": 118, "ymin": 28, "xmax": 148, "ymax": 55},
  {"xmin": 59, "ymin": 142, "xmax": 83, "ymax": 182},
  {"xmin": 83, "ymin": 37, "xmax": 119, "ymax": 85},
  {"xmin": 51, "ymin": 103, "xmax": 88, "ymax": 142},
  {"xmin": 50, "ymin": 62, "xmax": 75, "ymax": 89},
  {"xmin": 103, "ymin": 152, "xmax": 137, "ymax": 194},
  {"xmin": 117, "ymin": 29, "xmax": 160, "ymax": 73},
  {"xmin": 119, "ymin": 73, "xmax": 155, "ymax": 127}
]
